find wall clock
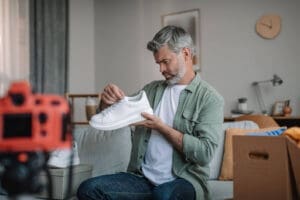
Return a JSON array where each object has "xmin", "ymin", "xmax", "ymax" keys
[{"xmin": 256, "ymin": 14, "xmax": 281, "ymax": 39}]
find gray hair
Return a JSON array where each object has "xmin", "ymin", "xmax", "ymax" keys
[{"xmin": 147, "ymin": 25, "xmax": 195, "ymax": 56}]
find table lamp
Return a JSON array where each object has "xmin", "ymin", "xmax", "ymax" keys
[{"xmin": 252, "ymin": 74, "xmax": 283, "ymax": 114}]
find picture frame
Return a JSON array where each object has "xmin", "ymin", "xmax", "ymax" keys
[
  {"xmin": 162, "ymin": 9, "xmax": 200, "ymax": 72},
  {"xmin": 272, "ymin": 101, "xmax": 287, "ymax": 116}
]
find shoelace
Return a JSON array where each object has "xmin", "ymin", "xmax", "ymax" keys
[
  {"xmin": 51, "ymin": 150, "xmax": 63, "ymax": 157},
  {"xmin": 51, "ymin": 144, "xmax": 77, "ymax": 157},
  {"xmin": 101, "ymin": 98, "xmax": 127, "ymax": 117}
]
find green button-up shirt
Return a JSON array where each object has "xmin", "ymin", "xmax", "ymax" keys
[{"xmin": 127, "ymin": 74, "xmax": 224, "ymax": 200}]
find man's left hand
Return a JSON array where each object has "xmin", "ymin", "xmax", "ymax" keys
[
  {"xmin": 131, "ymin": 112, "xmax": 164, "ymax": 131},
  {"xmin": 132, "ymin": 112, "xmax": 184, "ymax": 153}
]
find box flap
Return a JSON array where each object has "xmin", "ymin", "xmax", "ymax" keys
[{"xmin": 286, "ymin": 136, "xmax": 300, "ymax": 199}]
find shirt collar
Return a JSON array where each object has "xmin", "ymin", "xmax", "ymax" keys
[{"xmin": 185, "ymin": 73, "xmax": 201, "ymax": 93}]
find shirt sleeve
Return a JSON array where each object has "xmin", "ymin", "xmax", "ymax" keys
[{"xmin": 182, "ymin": 95, "xmax": 224, "ymax": 166}]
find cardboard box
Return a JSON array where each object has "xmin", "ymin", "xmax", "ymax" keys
[
  {"xmin": 287, "ymin": 137, "xmax": 300, "ymax": 198},
  {"xmin": 233, "ymin": 136, "xmax": 299, "ymax": 200},
  {"xmin": 35, "ymin": 164, "xmax": 92, "ymax": 199}
]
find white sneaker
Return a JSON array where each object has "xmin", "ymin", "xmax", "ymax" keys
[
  {"xmin": 47, "ymin": 141, "xmax": 80, "ymax": 168},
  {"xmin": 89, "ymin": 90, "xmax": 153, "ymax": 131}
]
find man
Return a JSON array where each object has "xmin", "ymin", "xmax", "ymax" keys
[{"xmin": 77, "ymin": 26, "xmax": 224, "ymax": 200}]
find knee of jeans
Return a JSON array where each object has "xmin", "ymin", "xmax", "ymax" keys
[
  {"xmin": 77, "ymin": 179, "xmax": 95, "ymax": 199},
  {"xmin": 152, "ymin": 190, "xmax": 171, "ymax": 200}
]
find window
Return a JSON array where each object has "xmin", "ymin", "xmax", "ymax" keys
[{"xmin": 0, "ymin": 0, "xmax": 29, "ymax": 96}]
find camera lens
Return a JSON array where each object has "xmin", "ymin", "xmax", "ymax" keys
[
  {"xmin": 10, "ymin": 93, "xmax": 25, "ymax": 106},
  {"xmin": 38, "ymin": 112, "xmax": 48, "ymax": 124},
  {"xmin": 51, "ymin": 100, "xmax": 61, "ymax": 106}
]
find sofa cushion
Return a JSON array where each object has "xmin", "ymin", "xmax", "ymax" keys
[
  {"xmin": 208, "ymin": 180, "xmax": 233, "ymax": 200},
  {"xmin": 219, "ymin": 126, "xmax": 285, "ymax": 180},
  {"xmin": 73, "ymin": 126, "xmax": 132, "ymax": 177},
  {"xmin": 246, "ymin": 127, "xmax": 286, "ymax": 136},
  {"xmin": 209, "ymin": 121, "xmax": 259, "ymax": 180},
  {"xmin": 234, "ymin": 114, "xmax": 279, "ymax": 128}
]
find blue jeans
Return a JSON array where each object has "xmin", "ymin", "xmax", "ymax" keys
[{"xmin": 77, "ymin": 172, "xmax": 195, "ymax": 200}]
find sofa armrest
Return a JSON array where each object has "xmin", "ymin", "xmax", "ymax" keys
[
  {"xmin": 209, "ymin": 121, "xmax": 259, "ymax": 180},
  {"xmin": 73, "ymin": 126, "xmax": 132, "ymax": 177}
]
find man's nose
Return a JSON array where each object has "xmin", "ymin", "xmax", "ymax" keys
[{"xmin": 159, "ymin": 64, "xmax": 166, "ymax": 73}]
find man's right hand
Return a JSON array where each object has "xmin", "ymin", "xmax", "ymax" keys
[{"xmin": 99, "ymin": 84, "xmax": 125, "ymax": 111}]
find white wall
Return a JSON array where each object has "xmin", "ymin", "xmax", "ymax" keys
[
  {"xmin": 68, "ymin": 0, "xmax": 96, "ymax": 122},
  {"xmin": 70, "ymin": 0, "xmax": 300, "ymax": 116},
  {"xmin": 68, "ymin": 0, "xmax": 95, "ymax": 93}
]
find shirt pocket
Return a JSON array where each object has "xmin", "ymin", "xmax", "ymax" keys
[{"xmin": 182, "ymin": 110, "xmax": 200, "ymax": 135}]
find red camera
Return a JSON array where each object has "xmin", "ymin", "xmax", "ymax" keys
[{"xmin": 0, "ymin": 81, "xmax": 72, "ymax": 152}]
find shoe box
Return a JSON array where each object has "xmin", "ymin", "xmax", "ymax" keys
[
  {"xmin": 233, "ymin": 136, "xmax": 300, "ymax": 200},
  {"xmin": 35, "ymin": 164, "xmax": 92, "ymax": 199}
]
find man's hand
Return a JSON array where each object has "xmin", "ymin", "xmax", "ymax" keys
[
  {"xmin": 132, "ymin": 112, "xmax": 184, "ymax": 153},
  {"xmin": 99, "ymin": 84, "xmax": 125, "ymax": 111},
  {"xmin": 132, "ymin": 112, "xmax": 164, "ymax": 131}
]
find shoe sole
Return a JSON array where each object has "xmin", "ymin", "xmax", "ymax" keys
[
  {"xmin": 90, "ymin": 108, "xmax": 153, "ymax": 131},
  {"xmin": 48, "ymin": 157, "xmax": 80, "ymax": 168}
]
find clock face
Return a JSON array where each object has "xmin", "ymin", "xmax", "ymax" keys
[{"xmin": 256, "ymin": 14, "xmax": 281, "ymax": 39}]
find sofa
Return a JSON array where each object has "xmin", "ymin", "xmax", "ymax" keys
[
  {"xmin": 0, "ymin": 115, "xmax": 279, "ymax": 200},
  {"xmin": 72, "ymin": 119, "xmax": 265, "ymax": 200}
]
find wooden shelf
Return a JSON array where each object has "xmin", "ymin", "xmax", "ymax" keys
[
  {"xmin": 224, "ymin": 115, "xmax": 300, "ymax": 128},
  {"xmin": 65, "ymin": 93, "xmax": 99, "ymax": 125},
  {"xmin": 271, "ymin": 116, "xmax": 300, "ymax": 119},
  {"xmin": 272, "ymin": 116, "xmax": 300, "ymax": 127},
  {"xmin": 65, "ymin": 93, "xmax": 98, "ymax": 98}
]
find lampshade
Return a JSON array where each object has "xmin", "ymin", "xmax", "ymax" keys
[
  {"xmin": 252, "ymin": 74, "xmax": 283, "ymax": 114},
  {"xmin": 271, "ymin": 74, "xmax": 283, "ymax": 86},
  {"xmin": 252, "ymin": 74, "xmax": 283, "ymax": 86}
]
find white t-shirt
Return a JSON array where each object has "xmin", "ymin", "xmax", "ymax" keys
[{"xmin": 142, "ymin": 84, "xmax": 186, "ymax": 185}]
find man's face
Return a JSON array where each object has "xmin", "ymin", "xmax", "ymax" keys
[{"xmin": 154, "ymin": 45, "xmax": 186, "ymax": 85}]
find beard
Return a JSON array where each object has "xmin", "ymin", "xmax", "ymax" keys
[{"xmin": 166, "ymin": 55, "xmax": 186, "ymax": 85}]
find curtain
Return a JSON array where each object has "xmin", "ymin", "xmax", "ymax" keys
[
  {"xmin": 0, "ymin": 0, "xmax": 30, "ymax": 96},
  {"xmin": 29, "ymin": 0, "xmax": 69, "ymax": 94}
]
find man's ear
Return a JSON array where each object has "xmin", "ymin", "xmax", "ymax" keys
[{"xmin": 182, "ymin": 47, "xmax": 192, "ymax": 62}]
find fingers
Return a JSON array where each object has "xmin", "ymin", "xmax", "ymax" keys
[
  {"xmin": 116, "ymin": 88, "xmax": 125, "ymax": 99},
  {"xmin": 105, "ymin": 84, "xmax": 125, "ymax": 100},
  {"xmin": 101, "ymin": 92, "xmax": 116, "ymax": 105},
  {"xmin": 131, "ymin": 120, "xmax": 153, "ymax": 129},
  {"xmin": 134, "ymin": 113, "xmax": 155, "ymax": 128},
  {"xmin": 131, "ymin": 113, "xmax": 154, "ymax": 127},
  {"xmin": 100, "ymin": 84, "xmax": 125, "ymax": 105},
  {"xmin": 130, "ymin": 120, "xmax": 147, "ymax": 126},
  {"xmin": 141, "ymin": 112, "xmax": 155, "ymax": 120},
  {"xmin": 104, "ymin": 87, "xmax": 117, "ymax": 100}
]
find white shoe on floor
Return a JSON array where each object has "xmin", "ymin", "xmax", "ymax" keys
[
  {"xmin": 89, "ymin": 90, "xmax": 153, "ymax": 131},
  {"xmin": 47, "ymin": 141, "xmax": 80, "ymax": 168}
]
